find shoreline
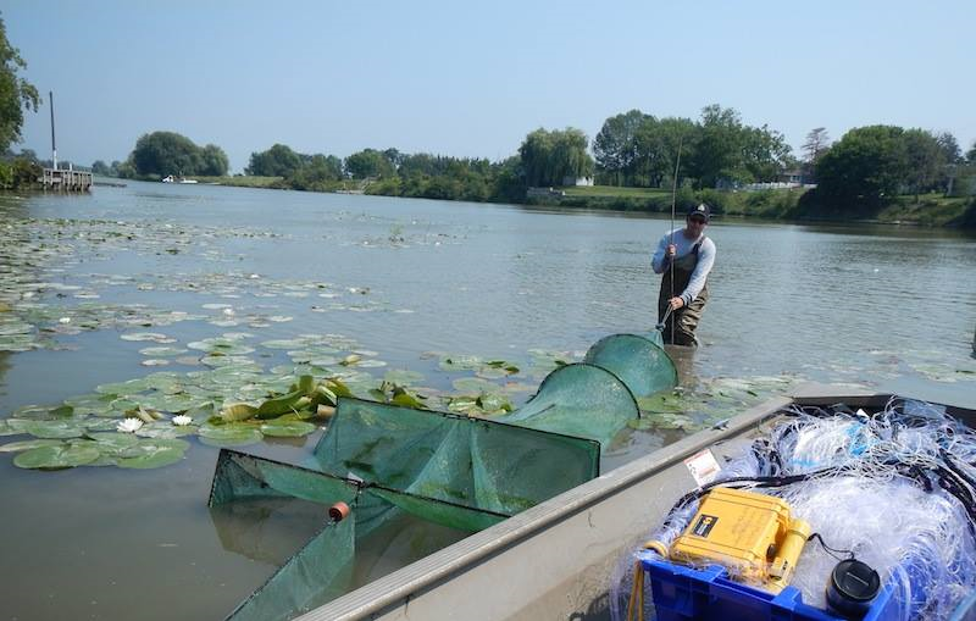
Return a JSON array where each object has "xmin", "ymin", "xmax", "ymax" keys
[{"xmin": 23, "ymin": 175, "xmax": 975, "ymax": 230}]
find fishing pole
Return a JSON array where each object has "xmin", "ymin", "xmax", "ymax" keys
[{"xmin": 666, "ymin": 136, "xmax": 683, "ymax": 344}]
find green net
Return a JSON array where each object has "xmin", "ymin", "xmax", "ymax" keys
[
  {"xmin": 501, "ymin": 362, "xmax": 639, "ymax": 447},
  {"xmin": 211, "ymin": 332, "xmax": 678, "ymax": 620},
  {"xmin": 314, "ymin": 397, "xmax": 600, "ymax": 520},
  {"xmin": 582, "ymin": 333, "xmax": 677, "ymax": 399},
  {"xmin": 210, "ymin": 450, "xmax": 506, "ymax": 621}
]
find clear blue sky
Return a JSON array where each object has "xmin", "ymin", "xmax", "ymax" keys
[{"xmin": 5, "ymin": 1, "xmax": 974, "ymax": 172}]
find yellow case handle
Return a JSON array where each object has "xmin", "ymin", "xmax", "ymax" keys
[{"xmin": 767, "ymin": 518, "xmax": 812, "ymax": 592}]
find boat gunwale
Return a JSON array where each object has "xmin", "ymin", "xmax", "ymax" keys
[{"xmin": 295, "ymin": 385, "xmax": 976, "ymax": 621}]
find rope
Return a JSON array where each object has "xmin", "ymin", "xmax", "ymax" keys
[
  {"xmin": 626, "ymin": 560, "xmax": 645, "ymax": 621},
  {"xmin": 655, "ymin": 304, "xmax": 674, "ymax": 334}
]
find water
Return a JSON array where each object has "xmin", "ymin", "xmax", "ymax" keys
[{"xmin": 0, "ymin": 181, "xmax": 974, "ymax": 620}]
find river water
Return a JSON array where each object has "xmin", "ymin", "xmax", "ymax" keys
[{"xmin": 0, "ymin": 181, "xmax": 973, "ymax": 620}]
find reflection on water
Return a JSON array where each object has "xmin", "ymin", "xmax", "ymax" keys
[
  {"xmin": 0, "ymin": 182, "xmax": 974, "ymax": 620},
  {"xmin": 209, "ymin": 498, "xmax": 328, "ymax": 568},
  {"xmin": 209, "ymin": 497, "xmax": 468, "ymax": 606}
]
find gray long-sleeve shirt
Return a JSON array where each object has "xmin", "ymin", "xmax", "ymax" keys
[{"xmin": 651, "ymin": 227, "xmax": 716, "ymax": 304}]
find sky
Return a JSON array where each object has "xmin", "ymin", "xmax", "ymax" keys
[{"xmin": 4, "ymin": 1, "xmax": 975, "ymax": 173}]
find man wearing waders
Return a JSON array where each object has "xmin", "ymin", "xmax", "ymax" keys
[{"xmin": 651, "ymin": 204, "xmax": 716, "ymax": 346}]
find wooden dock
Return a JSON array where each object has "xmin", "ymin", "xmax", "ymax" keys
[{"xmin": 41, "ymin": 168, "xmax": 93, "ymax": 192}]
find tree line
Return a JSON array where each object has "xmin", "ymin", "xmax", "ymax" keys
[
  {"xmin": 85, "ymin": 118, "xmax": 976, "ymax": 220},
  {"xmin": 593, "ymin": 105, "xmax": 793, "ymax": 189},
  {"xmin": 807, "ymin": 125, "xmax": 969, "ymax": 215}
]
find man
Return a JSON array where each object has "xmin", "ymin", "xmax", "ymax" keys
[{"xmin": 651, "ymin": 203, "xmax": 716, "ymax": 346}]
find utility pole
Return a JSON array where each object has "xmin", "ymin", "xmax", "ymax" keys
[{"xmin": 49, "ymin": 91, "xmax": 57, "ymax": 170}]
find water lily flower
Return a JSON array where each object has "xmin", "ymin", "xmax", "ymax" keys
[
  {"xmin": 222, "ymin": 308, "xmax": 235, "ymax": 316},
  {"xmin": 59, "ymin": 317, "xmax": 71, "ymax": 324},
  {"xmin": 117, "ymin": 418, "xmax": 144, "ymax": 433},
  {"xmin": 172, "ymin": 414, "xmax": 193, "ymax": 427}
]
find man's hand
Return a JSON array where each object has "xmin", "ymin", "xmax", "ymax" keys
[
  {"xmin": 665, "ymin": 244, "xmax": 677, "ymax": 258},
  {"xmin": 668, "ymin": 296, "xmax": 685, "ymax": 311}
]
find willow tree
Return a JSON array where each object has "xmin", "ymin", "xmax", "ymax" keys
[{"xmin": 518, "ymin": 127, "xmax": 594, "ymax": 187}]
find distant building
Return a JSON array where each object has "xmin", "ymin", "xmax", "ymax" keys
[
  {"xmin": 778, "ymin": 170, "xmax": 805, "ymax": 184},
  {"xmin": 561, "ymin": 176, "xmax": 594, "ymax": 187}
]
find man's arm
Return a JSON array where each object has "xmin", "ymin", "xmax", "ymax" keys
[
  {"xmin": 651, "ymin": 233, "xmax": 669, "ymax": 274},
  {"xmin": 679, "ymin": 238, "xmax": 716, "ymax": 303}
]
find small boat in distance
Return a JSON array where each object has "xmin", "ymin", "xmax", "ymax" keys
[{"xmin": 162, "ymin": 174, "xmax": 199, "ymax": 184}]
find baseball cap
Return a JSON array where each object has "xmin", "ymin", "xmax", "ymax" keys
[{"xmin": 687, "ymin": 204, "xmax": 710, "ymax": 222}]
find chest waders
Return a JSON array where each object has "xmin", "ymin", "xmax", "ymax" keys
[{"xmin": 658, "ymin": 240, "xmax": 708, "ymax": 347}]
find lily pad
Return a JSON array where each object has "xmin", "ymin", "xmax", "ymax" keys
[
  {"xmin": 258, "ymin": 421, "xmax": 317, "ymax": 437},
  {"xmin": 120, "ymin": 332, "xmax": 175, "ymax": 343},
  {"xmin": 116, "ymin": 438, "xmax": 190, "ymax": 469},
  {"xmin": 136, "ymin": 424, "xmax": 197, "ymax": 439},
  {"xmin": 21, "ymin": 419, "xmax": 86, "ymax": 439},
  {"xmin": 384, "ymin": 369, "xmax": 425, "ymax": 385},
  {"xmin": 14, "ymin": 444, "xmax": 101, "ymax": 469},
  {"xmin": 439, "ymin": 354, "xmax": 484, "ymax": 372},
  {"xmin": 0, "ymin": 438, "xmax": 65, "ymax": 453},
  {"xmin": 0, "ymin": 419, "xmax": 29, "ymax": 436},
  {"xmin": 86, "ymin": 432, "xmax": 141, "ymax": 451},
  {"xmin": 452, "ymin": 377, "xmax": 503, "ymax": 394},
  {"xmin": 198, "ymin": 424, "xmax": 263, "ymax": 447},
  {"xmin": 636, "ymin": 392, "xmax": 688, "ymax": 413},
  {"xmin": 139, "ymin": 346, "xmax": 188, "ymax": 357}
]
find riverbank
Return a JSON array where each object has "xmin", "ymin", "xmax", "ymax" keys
[
  {"xmin": 187, "ymin": 175, "xmax": 283, "ymax": 188},
  {"xmin": 530, "ymin": 185, "xmax": 976, "ymax": 229},
  {"xmin": 137, "ymin": 175, "xmax": 976, "ymax": 229}
]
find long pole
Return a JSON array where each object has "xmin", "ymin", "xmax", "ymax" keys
[
  {"xmin": 49, "ymin": 91, "xmax": 57, "ymax": 170},
  {"xmin": 667, "ymin": 136, "xmax": 683, "ymax": 344}
]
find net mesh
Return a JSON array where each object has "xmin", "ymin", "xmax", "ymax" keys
[
  {"xmin": 503, "ymin": 362, "xmax": 639, "ymax": 446},
  {"xmin": 583, "ymin": 333, "xmax": 676, "ymax": 399},
  {"xmin": 212, "ymin": 332, "xmax": 678, "ymax": 620}
]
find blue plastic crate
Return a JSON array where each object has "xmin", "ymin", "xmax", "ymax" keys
[{"xmin": 641, "ymin": 555, "xmax": 901, "ymax": 621}]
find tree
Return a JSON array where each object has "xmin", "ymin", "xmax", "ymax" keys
[
  {"xmin": 199, "ymin": 144, "xmax": 229, "ymax": 176},
  {"xmin": 742, "ymin": 125, "xmax": 793, "ymax": 183},
  {"xmin": 246, "ymin": 143, "xmax": 302, "ymax": 177},
  {"xmin": 802, "ymin": 128, "xmax": 831, "ymax": 164},
  {"xmin": 344, "ymin": 148, "xmax": 394, "ymax": 179},
  {"xmin": 815, "ymin": 125, "xmax": 908, "ymax": 213},
  {"xmin": 688, "ymin": 105, "xmax": 746, "ymax": 188},
  {"xmin": 0, "ymin": 14, "xmax": 39, "ymax": 155},
  {"xmin": 593, "ymin": 110, "xmax": 645, "ymax": 185},
  {"xmin": 382, "ymin": 148, "xmax": 403, "ymax": 170},
  {"xmin": 935, "ymin": 131, "xmax": 961, "ymax": 165},
  {"xmin": 902, "ymin": 129, "xmax": 945, "ymax": 200},
  {"xmin": 287, "ymin": 154, "xmax": 343, "ymax": 190},
  {"xmin": 130, "ymin": 131, "xmax": 206, "ymax": 177},
  {"xmin": 490, "ymin": 156, "xmax": 525, "ymax": 202},
  {"xmin": 91, "ymin": 160, "xmax": 111, "ymax": 176},
  {"xmin": 967, "ymin": 140, "xmax": 976, "ymax": 164},
  {"xmin": 518, "ymin": 127, "xmax": 594, "ymax": 187}
]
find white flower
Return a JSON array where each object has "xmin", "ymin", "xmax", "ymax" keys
[
  {"xmin": 172, "ymin": 414, "xmax": 193, "ymax": 427},
  {"xmin": 59, "ymin": 317, "xmax": 71, "ymax": 324},
  {"xmin": 117, "ymin": 418, "xmax": 144, "ymax": 433},
  {"xmin": 222, "ymin": 308, "xmax": 235, "ymax": 316}
]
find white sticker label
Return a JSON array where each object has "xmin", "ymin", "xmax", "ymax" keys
[{"xmin": 684, "ymin": 448, "xmax": 721, "ymax": 486}]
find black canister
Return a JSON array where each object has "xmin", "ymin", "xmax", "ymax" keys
[{"xmin": 825, "ymin": 559, "xmax": 881, "ymax": 619}]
